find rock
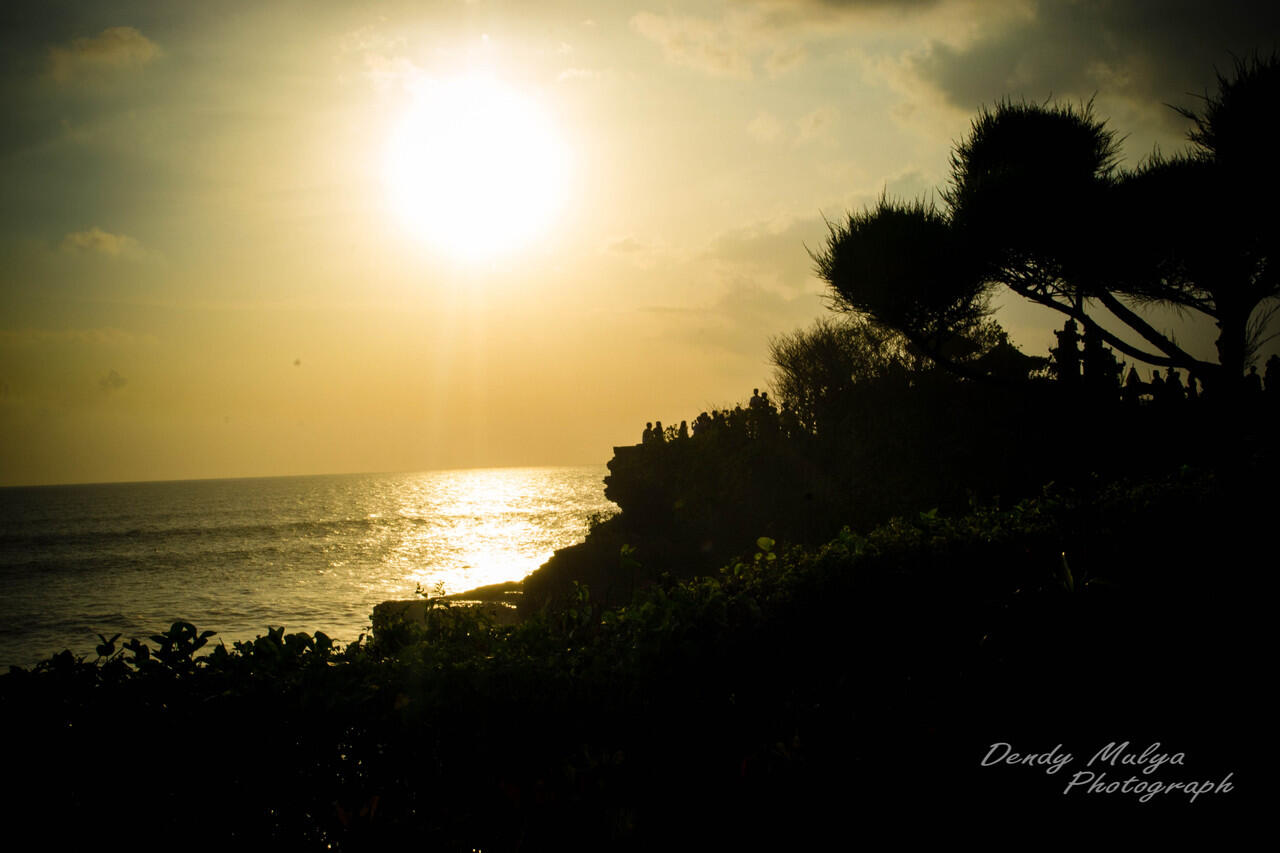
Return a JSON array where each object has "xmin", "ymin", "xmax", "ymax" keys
[{"xmin": 371, "ymin": 586, "xmax": 524, "ymax": 637}]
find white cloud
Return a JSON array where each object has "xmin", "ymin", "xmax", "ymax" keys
[
  {"xmin": 796, "ymin": 108, "xmax": 837, "ymax": 143},
  {"xmin": 557, "ymin": 67, "xmax": 600, "ymax": 82},
  {"xmin": 707, "ymin": 214, "xmax": 830, "ymax": 296},
  {"xmin": 60, "ymin": 227, "xmax": 140, "ymax": 257},
  {"xmin": 629, "ymin": 12, "xmax": 754, "ymax": 79},
  {"xmin": 605, "ymin": 236, "xmax": 647, "ymax": 254},
  {"xmin": 646, "ymin": 280, "xmax": 827, "ymax": 359},
  {"xmin": 603, "ymin": 235, "xmax": 667, "ymax": 269},
  {"xmin": 764, "ymin": 43, "xmax": 807, "ymax": 77},
  {"xmin": 748, "ymin": 111, "xmax": 784, "ymax": 143},
  {"xmin": 49, "ymin": 27, "xmax": 159, "ymax": 84}
]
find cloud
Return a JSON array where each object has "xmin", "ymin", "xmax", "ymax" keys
[
  {"xmin": 749, "ymin": 107, "xmax": 844, "ymax": 146},
  {"xmin": 0, "ymin": 328, "xmax": 140, "ymax": 348},
  {"xmin": 48, "ymin": 26, "xmax": 159, "ymax": 84},
  {"xmin": 764, "ymin": 43, "xmax": 808, "ymax": 76},
  {"xmin": 603, "ymin": 235, "xmax": 668, "ymax": 269},
  {"xmin": 336, "ymin": 23, "xmax": 426, "ymax": 95},
  {"xmin": 356, "ymin": 51, "xmax": 420, "ymax": 93},
  {"xmin": 796, "ymin": 107, "xmax": 838, "ymax": 143},
  {"xmin": 630, "ymin": 12, "xmax": 755, "ymax": 79},
  {"xmin": 645, "ymin": 281, "xmax": 827, "ymax": 359},
  {"xmin": 729, "ymin": 1, "xmax": 941, "ymax": 17},
  {"xmin": 876, "ymin": 168, "xmax": 935, "ymax": 202},
  {"xmin": 630, "ymin": 1, "xmax": 950, "ymax": 80},
  {"xmin": 606, "ymin": 236, "xmax": 647, "ymax": 254},
  {"xmin": 630, "ymin": 1, "xmax": 947, "ymax": 81},
  {"xmin": 907, "ymin": 1, "xmax": 1280, "ymax": 116},
  {"xmin": 626, "ymin": 213, "xmax": 838, "ymax": 362},
  {"xmin": 747, "ymin": 111, "xmax": 784, "ymax": 143},
  {"xmin": 557, "ymin": 67, "xmax": 600, "ymax": 82},
  {"xmin": 60, "ymin": 227, "xmax": 140, "ymax": 257},
  {"xmin": 708, "ymin": 215, "xmax": 831, "ymax": 294},
  {"xmin": 99, "ymin": 369, "xmax": 127, "ymax": 392}
]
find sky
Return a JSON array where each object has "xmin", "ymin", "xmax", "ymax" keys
[{"xmin": 2, "ymin": 0, "xmax": 1278, "ymax": 486}]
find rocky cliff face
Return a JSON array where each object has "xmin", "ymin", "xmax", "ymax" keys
[{"xmin": 518, "ymin": 438, "xmax": 844, "ymax": 615}]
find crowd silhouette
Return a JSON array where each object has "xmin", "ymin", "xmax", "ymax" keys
[
  {"xmin": 1044, "ymin": 319, "xmax": 1279, "ymax": 407},
  {"xmin": 641, "ymin": 388, "xmax": 812, "ymax": 448},
  {"xmin": 632, "ymin": 323, "xmax": 1280, "ymax": 453}
]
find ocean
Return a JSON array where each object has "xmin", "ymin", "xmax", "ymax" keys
[{"xmin": 0, "ymin": 466, "xmax": 616, "ymax": 669}]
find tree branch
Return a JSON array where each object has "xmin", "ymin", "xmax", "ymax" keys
[
  {"xmin": 1092, "ymin": 289, "xmax": 1210, "ymax": 367},
  {"xmin": 1015, "ymin": 288, "xmax": 1216, "ymax": 371}
]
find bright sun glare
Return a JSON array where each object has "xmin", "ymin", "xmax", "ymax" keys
[{"xmin": 385, "ymin": 74, "xmax": 568, "ymax": 261}]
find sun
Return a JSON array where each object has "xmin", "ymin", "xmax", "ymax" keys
[{"xmin": 384, "ymin": 74, "xmax": 568, "ymax": 261}]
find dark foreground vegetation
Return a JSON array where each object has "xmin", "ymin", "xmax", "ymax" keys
[
  {"xmin": 1, "ymin": 453, "xmax": 1268, "ymax": 847},
  {"xmin": 2, "ymin": 58, "xmax": 1274, "ymax": 846}
]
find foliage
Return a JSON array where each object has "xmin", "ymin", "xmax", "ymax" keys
[
  {"xmin": 945, "ymin": 98, "xmax": 1121, "ymax": 287},
  {"xmin": 812, "ymin": 194, "xmax": 991, "ymax": 369},
  {"xmin": 1177, "ymin": 52, "xmax": 1280, "ymax": 172},
  {"xmin": 1, "ymin": 460, "xmax": 1259, "ymax": 846},
  {"xmin": 1119, "ymin": 55, "xmax": 1280, "ymax": 374},
  {"xmin": 768, "ymin": 315, "xmax": 909, "ymax": 435},
  {"xmin": 814, "ymin": 63, "xmax": 1280, "ymax": 390}
]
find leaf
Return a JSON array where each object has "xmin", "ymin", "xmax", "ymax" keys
[{"xmin": 1060, "ymin": 551, "xmax": 1075, "ymax": 593}]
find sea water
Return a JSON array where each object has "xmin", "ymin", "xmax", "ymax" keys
[{"xmin": 0, "ymin": 466, "xmax": 615, "ymax": 669}]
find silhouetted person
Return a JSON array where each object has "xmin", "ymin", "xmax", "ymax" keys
[
  {"xmin": 642, "ymin": 422, "xmax": 654, "ymax": 445},
  {"xmin": 780, "ymin": 402, "xmax": 800, "ymax": 439},
  {"xmin": 1245, "ymin": 365, "xmax": 1263, "ymax": 396},
  {"xmin": 653, "ymin": 420, "xmax": 665, "ymax": 443},
  {"xmin": 1082, "ymin": 328, "xmax": 1120, "ymax": 396},
  {"xmin": 678, "ymin": 420, "xmax": 689, "ymax": 440},
  {"xmin": 1149, "ymin": 370, "xmax": 1166, "ymax": 405},
  {"xmin": 749, "ymin": 388, "xmax": 763, "ymax": 410},
  {"xmin": 756, "ymin": 392, "xmax": 779, "ymax": 439},
  {"xmin": 1166, "ymin": 368, "xmax": 1185, "ymax": 403},
  {"xmin": 1122, "ymin": 366, "xmax": 1143, "ymax": 405}
]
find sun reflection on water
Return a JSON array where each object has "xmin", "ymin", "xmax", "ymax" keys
[
  {"xmin": 0, "ymin": 466, "xmax": 616, "ymax": 667},
  {"xmin": 381, "ymin": 467, "xmax": 613, "ymax": 597}
]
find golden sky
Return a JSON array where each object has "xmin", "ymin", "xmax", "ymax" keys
[{"xmin": 2, "ymin": 0, "xmax": 1277, "ymax": 485}]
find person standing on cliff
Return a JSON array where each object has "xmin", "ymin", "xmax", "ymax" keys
[{"xmin": 1121, "ymin": 366, "xmax": 1143, "ymax": 405}]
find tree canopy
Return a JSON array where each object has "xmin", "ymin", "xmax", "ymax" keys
[{"xmin": 813, "ymin": 56, "xmax": 1280, "ymax": 393}]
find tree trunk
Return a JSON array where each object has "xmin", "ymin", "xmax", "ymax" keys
[{"xmin": 1213, "ymin": 307, "xmax": 1248, "ymax": 397}]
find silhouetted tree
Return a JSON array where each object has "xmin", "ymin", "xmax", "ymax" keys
[
  {"xmin": 1115, "ymin": 55, "xmax": 1280, "ymax": 390},
  {"xmin": 811, "ymin": 196, "xmax": 992, "ymax": 376},
  {"xmin": 813, "ymin": 65, "xmax": 1280, "ymax": 394},
  {"xmin": 768, "ymin": 316, "xmax": 910, "ymax": 435}
]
